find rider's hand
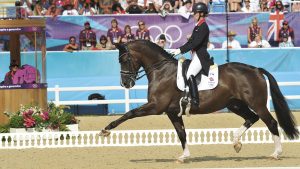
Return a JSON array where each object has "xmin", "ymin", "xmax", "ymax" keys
[{"xmin": 171, "ymin": 49, "xmax": 181, "ymax": 56}]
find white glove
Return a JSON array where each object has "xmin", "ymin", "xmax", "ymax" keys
[{"xmin": 171, "ymin": 49, "xmax": 181, "ymax": 56}]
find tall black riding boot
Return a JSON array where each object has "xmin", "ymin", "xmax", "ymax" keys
[{"xmin": 188, "ymin": 75, "xmax": 199, "ymax": 108}]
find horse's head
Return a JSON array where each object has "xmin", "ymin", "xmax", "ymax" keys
[
  {"xmin": 115, "ymin": 43, "xmax": 141, "ymax": 88},
  {"xmin": 116, "ymin": 40, "xmax": 176, "ymax": 88}
]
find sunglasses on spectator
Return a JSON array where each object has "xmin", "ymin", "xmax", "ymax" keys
[
  {"xmin": 100, "ymin": 38, "xmax": 106, "ymax": 41},
  {"xmin": 139, "ymin": 23, "xmax": 145, "ymax": 26}
]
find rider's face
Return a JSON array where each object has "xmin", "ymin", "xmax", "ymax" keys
[{"xmin": 193, "ymin": 12, "xmax": 200, "ymax": 21}]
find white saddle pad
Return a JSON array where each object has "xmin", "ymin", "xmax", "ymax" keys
[{"xmin": 176, "ymin": 58, "xmax": 219, "ymax": 91}]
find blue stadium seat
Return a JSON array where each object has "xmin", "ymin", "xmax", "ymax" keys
[{"xmin": 209, "ymin": 1, "xmax": 226, "ymax": 13}]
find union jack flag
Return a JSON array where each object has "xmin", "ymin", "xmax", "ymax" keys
[{"xmin": 267, "ymin": 11, "xmax": 285, "ymax": 42}]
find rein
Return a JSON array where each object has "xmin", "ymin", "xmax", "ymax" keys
[{"xmin": 136, "ymin": 59, "xmax": 173, "ymax": 80}]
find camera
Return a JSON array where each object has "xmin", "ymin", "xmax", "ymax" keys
[{"xmin": 258, "ymin": 45, "xmax": 262, "ymax": 48}]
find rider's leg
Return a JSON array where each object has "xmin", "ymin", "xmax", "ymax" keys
[{"xmin": 186, "ymin": 54, "xmax": 202, "ymax": 107}]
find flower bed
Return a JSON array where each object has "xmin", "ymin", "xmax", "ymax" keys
[{"xmin": 3, "ymin": 103, "xmax": 79, "ymax": 133}]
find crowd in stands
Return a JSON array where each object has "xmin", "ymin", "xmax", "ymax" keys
[
  {"xmin": 62, "ymin": 18, "xmax": 155, "ymax": 51},
  {"xmin": 0, "ymin": 0, "xmax": 297, "ymax": 52},
  {"xmin": 60, "ymin": 15, "xmax": 295, "ymax": 52},
  {"xmin": 11, "ymin": 0, "xmax": 300, "ymax": 17}
]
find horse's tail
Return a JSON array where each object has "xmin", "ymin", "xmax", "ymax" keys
[{"xmin": 259, "ymin": 68, "xmax": 299, "ymax": 139}]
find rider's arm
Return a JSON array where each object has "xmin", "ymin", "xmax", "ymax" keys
[{"xmin": 179, "ymin": 23, "xmax": 209, "ymax": 54}]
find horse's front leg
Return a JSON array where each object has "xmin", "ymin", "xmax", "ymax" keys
[
  {"xmin": 100, "ymin": 102, "xmax": 160, "ymax": 136},
  {"xmin": 166, "ymin": 112, "xmax": 190, "ymax": 163}
]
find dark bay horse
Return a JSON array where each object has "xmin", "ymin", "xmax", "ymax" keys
[{"xmin": 100, "ymin": 40, "xmax": 299, "ymax": 161}]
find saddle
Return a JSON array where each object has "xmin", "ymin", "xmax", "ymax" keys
[{"xmin": 176, "ymin": 57, "xmax": 219, "ymax": 91}]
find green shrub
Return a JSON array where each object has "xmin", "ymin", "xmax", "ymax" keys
[{"xmin": 9, "ymin": 116, "xmax": 24, "ymax": 128}]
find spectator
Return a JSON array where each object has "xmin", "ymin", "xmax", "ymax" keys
[
  {"xmin": 282, "ymin": 1, "xmax": 290, "ymax": 12},
  {"xmin": 169, "ymin": 0, "xmax": 182, "ymax": 12},
  {"xmin": 2, "ymin": 62, "xmax": 19, "ymax": 85},
  {"xmin": 241, "ymin": 0, "xmax": 256, "ymax": 12},
  {"xmin": 15, "ymin": 0, "xmax": 32, "ymax": 18},
  {"xmin": 159, "ymin": 0, "xmax": 174, "ymax": 16},
  {"xmin": 38, "ymin": 0, "xmax": 51, "ymax": 11},
  {"xmin": 228, "ymin": 0, "xmax": 242, "ymax": 12},
  {"xmin": 0, "ymin": 36, "xmax": 9, "ymax": 51},
  {"xmin": 99, "ymin": 0, "xmax": 113, "ymax": 14},
  {"xmin": 146, "ymin": 0, "xmax": 164, "ymax": 12},
  {"xmin": 178, "ymin": 0, "xmax": 192, "ymax": 15},
  {"xmin": 145, "ymin": 2, "xmax": 158, "ymax": 13},
  {"xmin": 45, "ymin": 3, "xmax": 58, "ymax": 16},
  {"xmin": 79, "ymin": 21, "xmax": 97, "ymax": 50},
  {"xmin": 0, "ymin": 40, "xmax": 5, "ymax": 51},
  {"xmin": 119, "ymin": 0, "xmax": 130, "ymax": 10},
  {"xmin": 222, "ymin": 31, "xmax": 242, "ymax": 49},
  {"xmin": 207, "ymin": 41, "xmax": 215, "ymax": 49},
  {"xmin": 248, "ymin": 34, "xmax": 271, "ymax": 48},
  {"xmin": 278, "ymin": 20, "xmax": 295, "ymax": 44},
  {"xmin": 112, "ymin": 2, "xmax": 126, "ymax": 14},
  {"xmin": 79, "ymin": 1, "xmax": 96, "ymax": 15},
  {"xmin": 121, "ymin": 25, "xmax": 135, "ymax": 43},
  {"xmin": 126, "ymin": 0, "xmax": 144, "ymax": 14},
  {"xmin": 62, "ymin": 1, "xmax": 79, "ymax": 15},
  {"xmin": 267, "ymin": 0, "xmax": 276, "ymax": 11},
  {"xmin": 136, "ymin": 20, "xmax": 151, "ymax": 40},
  {"xmin": 156, "ymin": 34, "xmax": 170, "ymax": 49},
  {"xmin": 279, "ymin": 33, "xmax": 294, "ymax": 47},
  {"xmin": 95, "ymin": 35, "xmax": 114, "ymax": 50},
  {"xmin": 63, "ymin": 36, "xmax": 79, "ymax": 52},
  {"xmin": 292, "ymin": 1, "xmax": 300, "ymax": 12},
  {"xmin": 259, "ymin": 0, "xmax": 269, "ymax": 12},
  {"xmin": 249, "ymin": 0, "xmax": 260, "ymax": 11},
  {"xmin": 33, "ymin": 3, "xmax": 47, "ymax": 16},
  {"xmin": 20, "ymin": 35, "xmax": 34, "ymax": 51},
  {"xmin": 271, "ymin": 0, "xmax": 284, "ymax": 12},
  {"xmin": 247, "ymin": 17, "xmax": 262, "ymax": 44},
  {"xmin": 107, "ymin": 18, "xmax": 123, "ymax": 45}
]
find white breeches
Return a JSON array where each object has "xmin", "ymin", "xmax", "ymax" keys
[{"xmin": 186, "ymin": 52, "xmax": 202, "ymax": 78}]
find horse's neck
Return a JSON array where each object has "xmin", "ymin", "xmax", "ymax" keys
[
  {"xmin": 143, "ymin": 57, "xmax": 177, "ymax": 82},
  {"xmin": 140, "ymin": 54, "xmax": 166, "ymax": 69}
]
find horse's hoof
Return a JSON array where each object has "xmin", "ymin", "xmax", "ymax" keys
[
  {"xmin": 176, "ymin": 159, "xmax": 185, "ymax": 164},
  {"xmin": 99, "ymin": 129, "xmax": 111, "ymax": 137},
  {"xmin": 233, "ymin": 141, "xmax": 242, "ymax": 153},
  {"xmin": 176, "ymin": 158, "xmax": 189, "ymax": 164},
  {"xmin": 176, "ymin": 154, "xmax": 190, "ymax": 163},
  {"xmin": 270, "ymin": 153, "xmax": 281, "ymax": 160}
]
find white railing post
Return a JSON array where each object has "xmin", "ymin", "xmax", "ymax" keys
[
  {"xmin": 125, "ymin": 88, "xmax": 130, "ymax": 112},
  {"xmin": 54, "ymin": 85, "xmax": 60, "ymax": 106}
]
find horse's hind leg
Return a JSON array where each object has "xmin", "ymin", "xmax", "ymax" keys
[
  {"xmin": 166, "ymin": 111, "xmax": 190, "ymax": 163},
  {"xmin": 254, "ymin": 106, "xmax": 282, "ymax": 159},
  {"xmin": 227, "ymin": 99, "xmax": 259, "ymax": 153}
]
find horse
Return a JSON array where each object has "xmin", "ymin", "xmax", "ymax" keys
[{"xmin": 100, "ymin": 40, "xmax": 299, "ymax": 162}]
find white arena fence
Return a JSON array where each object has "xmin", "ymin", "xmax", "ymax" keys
[
  {"xmin": 1, "ymin": 127, "xmax": 300, "ymax": 149},
  {"xmin": 48, "ymin": 82, "xmax": 300, "ymax": 112}
]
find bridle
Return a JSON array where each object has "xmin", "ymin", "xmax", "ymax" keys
[
  {"xmin": 119, "ymin": 46, "xmax": 140, "ymax": 84},
  {"xmin": 119, "ymin": 45, "xmax": 173, "ymax": 83}
]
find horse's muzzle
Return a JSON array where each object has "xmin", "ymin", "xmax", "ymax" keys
[{"xmin": 120, "ymin": 75, "xmax": 136, "ymax": 89}]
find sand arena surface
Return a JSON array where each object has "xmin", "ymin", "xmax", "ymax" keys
[{"xmin": 1, "ymin": 113, "xmax": 300, "ymax": 169}]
